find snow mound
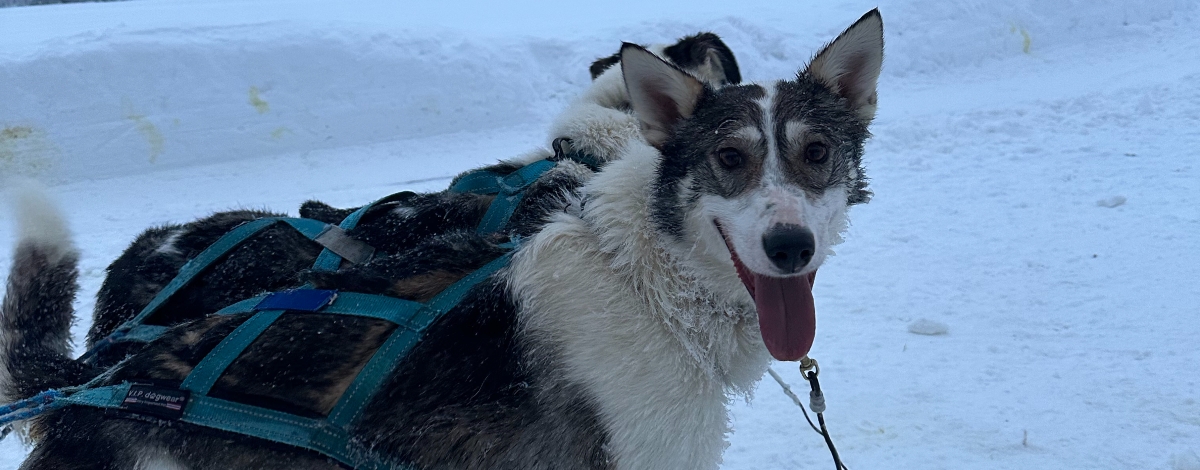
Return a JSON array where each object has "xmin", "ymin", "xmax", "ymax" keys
[
  {"xmin": 1096, "ymin": 196, "xmax": 1127, "ymax": 208},
  {"xmin": 907, "ymin": 318, "xmax": 949, "ymax": 336}
]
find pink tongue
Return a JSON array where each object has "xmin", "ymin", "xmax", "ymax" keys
[
  {"xmin": 726, "ymin": 238, "xmax": 818, "ymax": 362},
  {"xmin": 751, "ymin": 271, "xmax": 816, "ymax": 361},
  {"xmin": 730, "ymin": 252, "xmax": 817, "ymax": 361}
]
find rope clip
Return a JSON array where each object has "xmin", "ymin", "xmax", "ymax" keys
[{"xmin": 799, "ymin": 356, "xmax": 820, "ymax": 380}]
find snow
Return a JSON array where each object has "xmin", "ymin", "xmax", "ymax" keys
[
  {"xmin": 1096, "ymin": 196, "xmax": 1128, "ymax": 208},
  {"xmin": 2, "ymin": 0, "xmax": 1198, "ymax": 468},
  {"xmin": 1174, "ymin": 451, "xmax": 1200, "ymax": 470},
  {"xmin": 907, "ymin": 318, "xmax": 949, "ymax": 336}
]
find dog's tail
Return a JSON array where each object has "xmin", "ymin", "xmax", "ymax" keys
[{"xmin": 0, "ymin": 183, "xmax": 83, "ymax": 403}]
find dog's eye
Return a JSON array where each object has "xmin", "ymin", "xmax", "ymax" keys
[
  {"xmin": 804, "ymin": 142, "xmax": 829, "ymax": 164},
  {"xmin": 717, "ymin": 148, "xmax": 744, "ymax": 169}
]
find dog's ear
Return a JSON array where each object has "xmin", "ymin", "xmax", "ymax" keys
[
  {"xmin": 805, "ymin": 9, "xmax": 884, "ymax": 122},
  {"xmin": 589, "ymin": 52, "xmax": 622, "ymax": 80},
  {"xmin": 621, "ymin": 43, "xmax": 705, "ymax": 147},
  {"xmin": 663, "ymin": 32, "xmax": 742, "ymax": 85}
]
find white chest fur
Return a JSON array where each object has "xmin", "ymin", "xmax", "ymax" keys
[{"xmin": 508, "ymin": 148, "xmax": 770, "ymax": 469}]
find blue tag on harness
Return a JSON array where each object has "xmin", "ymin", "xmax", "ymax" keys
[{"xmin": 254, "ymin": 289, "xmax": 338, "ymax": 312}]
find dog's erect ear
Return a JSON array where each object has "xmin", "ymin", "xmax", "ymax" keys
[
  {"xmin": 806, "ymin": 9, "xmax": 884, "ymax": 122},
  {"xmin": 622, "ymin": 43, "xmax": 705, "ymax": 147},
  {"xmin": 663, "ymin": 32, "xmax": 742, "ymax": 85},
  {"xmin": 589, "ymin": 52, "xmax": 622, "ymax": 80}
]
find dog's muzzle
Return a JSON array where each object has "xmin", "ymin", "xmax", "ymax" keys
[{"xmin": 716, "ymin": 221, "xmax": 819, "ymax": 362}]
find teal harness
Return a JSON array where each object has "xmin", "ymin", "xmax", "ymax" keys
[{"xmin": 0, "ymin": 145, "xmax": 595, "ymax": 469}]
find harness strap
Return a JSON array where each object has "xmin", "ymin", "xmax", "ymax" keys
[
  {"xmin": 314, "ymin": 225, "xmax": 374, "ymax": 266},
  {"xmin": 310, "ymin": 214, "xmax": 365, "ymax": 272},
  {"xmin": 180, "ymin": 310, "xmax": 285, "ymax": 395},
  {"xmin": 310, "ymin": 191, "xmax": 413, "ymax": 272},
  {"xmin": 120, "ymin": 325, "xmax": 170, "ymax": 342},
  {"xmin": 181, "ymin": 395, "xmax": 392, "ymax": 469},
  {"xmin": 455, "ymin": 159, "xmax": 557, "ymax": 234},
  {"xmin": 449, "ymin": 170, "xmax": 506, "ymax": 194},
  {"xmin": 81, "ymin": 217, "xmax": 347, "ymax": 363},
  {"xmin": 56, "ymin": 382, "xmax": 128, "ymax": 408},
  {"xmin": 133, "ymin": 218, "xmax": 323, "ymax": 324},
  {"xmin": 326, "ymin": 250, "xmax": 514, "ymax": 428},
  {"xmin": 218, "ymin": 292, "xmax": 424, "ymax": 326},
  {"xmin": 45, "ymin": 383, "xmax": 396, "ymax": 469},
  {"xmin": 449, "ymin": 159, "xmax": 556, "ymax": 196}
]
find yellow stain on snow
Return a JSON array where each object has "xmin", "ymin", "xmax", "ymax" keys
[
  {"xmin": 124, "ymin": 112, "xmax": 165, "ymax": 163},
  {"xmin": 270, "ymin": 127, "xmax": 291, "ymax": 140},
  {"xmin": 249, "ymin": 86, "xmax": 270, "ymax": 114},
  {"xmin": 120, "ymin": 99, "xmax": 166, "ymax": 163},
  {"xmin": 0, "ymin": 125, "xmax": 57, "ymax": 176},
  {"xmin": 1, "ymin": 126, "xmax": 32, "ymax": 140},
  {"xmin": 1010, "ymin": 24, "xmax": 1032, "ymax": 54}
]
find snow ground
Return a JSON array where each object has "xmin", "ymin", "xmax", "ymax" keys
[{"xmin": 2, "ymin": 0, "xmax": 1199, "ymax": 468}]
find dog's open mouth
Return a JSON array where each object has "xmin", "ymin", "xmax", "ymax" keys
[{"xmin": 716, "ymin": 222, "xmax": 817, "ymax": 362}]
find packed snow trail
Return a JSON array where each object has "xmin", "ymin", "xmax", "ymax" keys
[{"xmin": 2, "ymin": 0, "xmax": 1198, "ymax": 468}]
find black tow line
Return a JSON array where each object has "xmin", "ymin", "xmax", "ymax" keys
[{"xmin": 767, "ymin": 357, "xmax": 849, "ymax": 470}]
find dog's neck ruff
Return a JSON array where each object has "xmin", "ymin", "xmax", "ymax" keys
[{"xmin": 509, "ymin": 141, "xmax": 770, "ymax": 470}]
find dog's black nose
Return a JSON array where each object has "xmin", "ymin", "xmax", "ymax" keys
[{"xmin": 762, "ymin": 224, "xmax": 815, "ymax": 274}]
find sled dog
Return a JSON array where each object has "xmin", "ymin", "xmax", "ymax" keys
[{"xmin": 1, "ymin": 11, "xmax": 882, "ymax": 469}]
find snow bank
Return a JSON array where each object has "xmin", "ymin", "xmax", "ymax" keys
[
  {"xmin": 883, "ymin": 0, "xmax": 1197, "ymax": 77},
  {"xmin": 1, "ymin": 0, "xmax": 816, "ymax": 183},
  {"xmin": 0, "ymin": 7, "xmax": 584, "ymax": 181},
  {"xmin": 3, "ymin": 0, "xmax": 1195, "ymax": 183}
]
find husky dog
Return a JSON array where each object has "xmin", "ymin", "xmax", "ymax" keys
[{"xmin": 0, "ymin": 10, "xmax": 882, "ymax": 470}]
